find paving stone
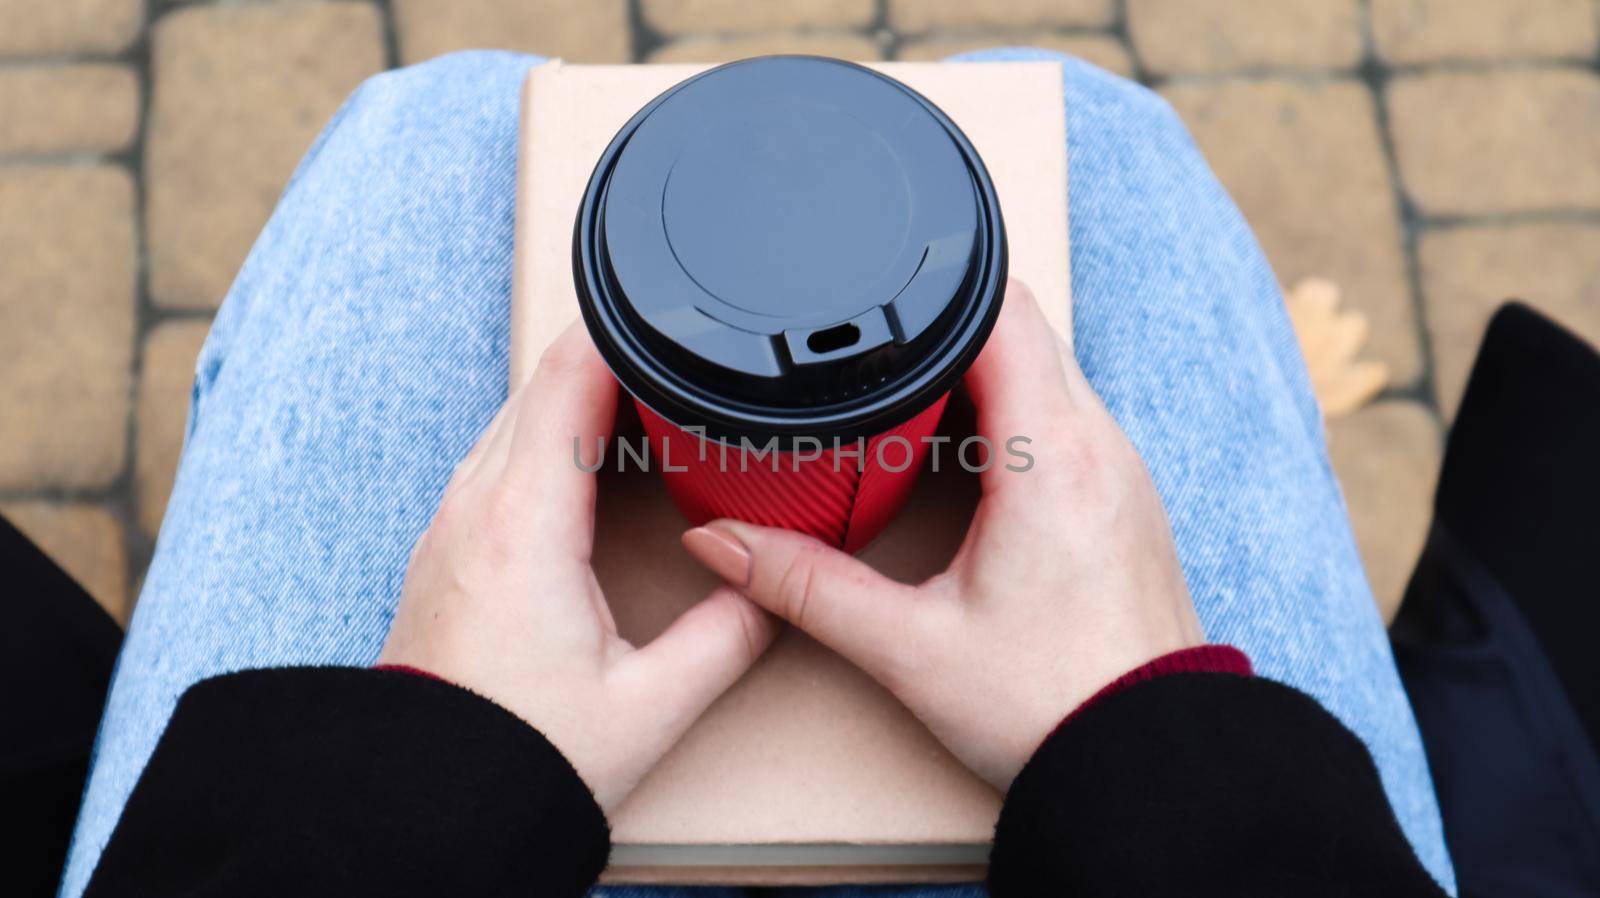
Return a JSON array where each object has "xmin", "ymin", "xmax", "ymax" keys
[
  {"xmin": 1372, "ymin": 0, "xmax": 1598, "ymax": 64},
  {"xmin": 394, "ymin": 0, "xmax": 629, "ymax": 64},
  {"xmin": 1129, "ymin": 0, "xmax": 1363, "ymax": 75},
  {"xmin": 136, "ymin": 320, "xmax": 212, "ymax": 537},
  {"xmin": 1388, "ymin": 70, "xmax": 1600, "ymax": 217},
  {"xmin": 888, "ymin": 0, "xmax": 1112, "ymax": 32},
  {"xmin": 1163, "ymin": 79, "xmax": 1421, "ymax": 386},
  {"xmin": 0, "ymin": 166, "xmax": 135, "ymax": 490},
  {"xmin": 896, "ymin": 33, "xmax": 1132, "ymax": 76},
  {"xmin": 0, "ymin": 64, "xmax": 140, "ymax": 156},
  {"xmin": 145, "ymin": 2, "xmax": 385, "ymax": 310},
  {"xmin": 1418, "ymin": 222, "xmax": 1600, "ymax": 418},
  {"xmin": 644, "ymin": 0, "xmax": 874, "ymax": 35},
  {"xmin": 0, "ymin": 500, "xmax": 128, "ymax": 624},
  {"xmin": 1327, "ymin": 401, "xmax": 1441, "ymax": 623},
  {"xmin": 0, "ymin": 0, "xmax": 142, "ymax": 57},
  {"xmin": 648, "ymin": 32, "xmax": 882, "ymax": 64}
]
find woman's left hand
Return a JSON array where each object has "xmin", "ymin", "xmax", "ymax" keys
[{"xmin": 379, "ymin": 322, "xmax": 779, "ymax": 813}]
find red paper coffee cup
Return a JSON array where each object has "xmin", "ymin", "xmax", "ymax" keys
[{"xmin": 574, "ymin": 57, "xmax": 1007, "ymax": 552}]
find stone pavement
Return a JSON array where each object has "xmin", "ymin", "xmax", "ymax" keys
[{"xmin": 3, "ymin": 0, "xmax": 1597, "ymax": 625}]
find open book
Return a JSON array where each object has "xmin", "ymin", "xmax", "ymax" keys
[{"xmin": 510, "ymin": 58, "xmax": 1071, "ymax": 886}]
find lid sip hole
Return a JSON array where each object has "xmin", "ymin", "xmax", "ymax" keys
[{"xmin": 807, "ymin": 322, "xmax": 861, "ymax": 355}]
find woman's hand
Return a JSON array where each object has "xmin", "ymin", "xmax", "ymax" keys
[
  {"xmin": 380, "ymin": 323, "xmax": 779, "ymax": 813},
  {"xmin": 681, "ymin": 280, "xmax": 1204, "ymax": 791}
]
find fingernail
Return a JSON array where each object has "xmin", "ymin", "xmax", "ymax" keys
[{"xmin": 683, "ymin": 525, "xmax": 751, "ymax": 587}]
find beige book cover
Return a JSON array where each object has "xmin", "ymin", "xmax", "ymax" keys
[{"xmin": 510, "ymin": 58, "xmax": 1071, "ymax": 885}]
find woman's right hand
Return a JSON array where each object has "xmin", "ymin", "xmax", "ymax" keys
[{"xmin": 681, "ymin": 279, "xmax": 1205, "ymax": 791}]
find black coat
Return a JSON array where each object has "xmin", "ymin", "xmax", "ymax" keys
[{"xmin": 80, "ymin": 664, "xmax": 1443, "ymax": 897}]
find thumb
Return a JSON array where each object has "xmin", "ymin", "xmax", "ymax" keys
[
  {"xmin": 682, "ymin": 520, "xmax": 920, "ymax": 680},
  {"xmin": 615, "ymin": 586, "xmax": 779, "ymax": 736}
]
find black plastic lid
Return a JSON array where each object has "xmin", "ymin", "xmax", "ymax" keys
[{"xmin": 575, "ymin": 56, "xmax": 1006, "ymax": 444}]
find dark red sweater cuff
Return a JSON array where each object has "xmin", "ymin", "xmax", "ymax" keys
[
  {"xmin": 1055, "ymin": 644, "xmax": 1252, "ymax": 734},
  {"xmin": 373, "ymin": 662, "xmax": 445, "ymax": 682}
]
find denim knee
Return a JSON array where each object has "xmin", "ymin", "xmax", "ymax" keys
[
  {"xmin": 200, "ymin": 50, "xmax": 538, "ymax": 412},
  {"xmin": 320, "ymin": 50, "xmax": 540, "ymax": 152},
  {"xmin": 358, "ymin": 49, "xmax": 540, "ymax": 102}
]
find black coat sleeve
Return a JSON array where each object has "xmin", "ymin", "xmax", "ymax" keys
[
  {"xmin": 988, "ymin": 672, "xmax": 1447, "ymax": 897},
  {"xmin": 85, "ymin": 667, "xmax": 1446, "ymax": 897},
  {"xmin": 82, "ymin": 667, "xmax": 609, "ymax": 898}
]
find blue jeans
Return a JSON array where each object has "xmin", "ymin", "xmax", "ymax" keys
[{"xmin": 59, "ymin": 49, "xmax": 1455, "ymax": 897}]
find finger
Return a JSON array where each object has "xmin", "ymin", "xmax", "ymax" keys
[
  {"xmin": 683, "ymin": 521, "xmax": 922, "ymax": 682},
  {"xmin": 963, "ymin": 279, "xmax": 1102, "ymax": 504},
  {"xmin": 471, "ymin": 376, "xmax": 542, "ymax": 489},
  {"xmin": 496, "ymin": 322, "xmax": 619, "ymax": 551},
  {"xmin": 1051, "ymin": 329, "xmax": 1101, "ymax": 410},
  {"xmin": 613, "ymin": 587, "xmax": 779, "ymax": 733},
  {"xmin": 445, "ymin": 390, "xmax": 518, "ymax": 493},
  {"xmin": 964, "ymin": 279, "xmax": 1079, "ymax": 444}
]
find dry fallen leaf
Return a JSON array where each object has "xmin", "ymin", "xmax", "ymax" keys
[{"xmin": 1286, "ymin": 277, "xmax": 1389, "ymax": 418}]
